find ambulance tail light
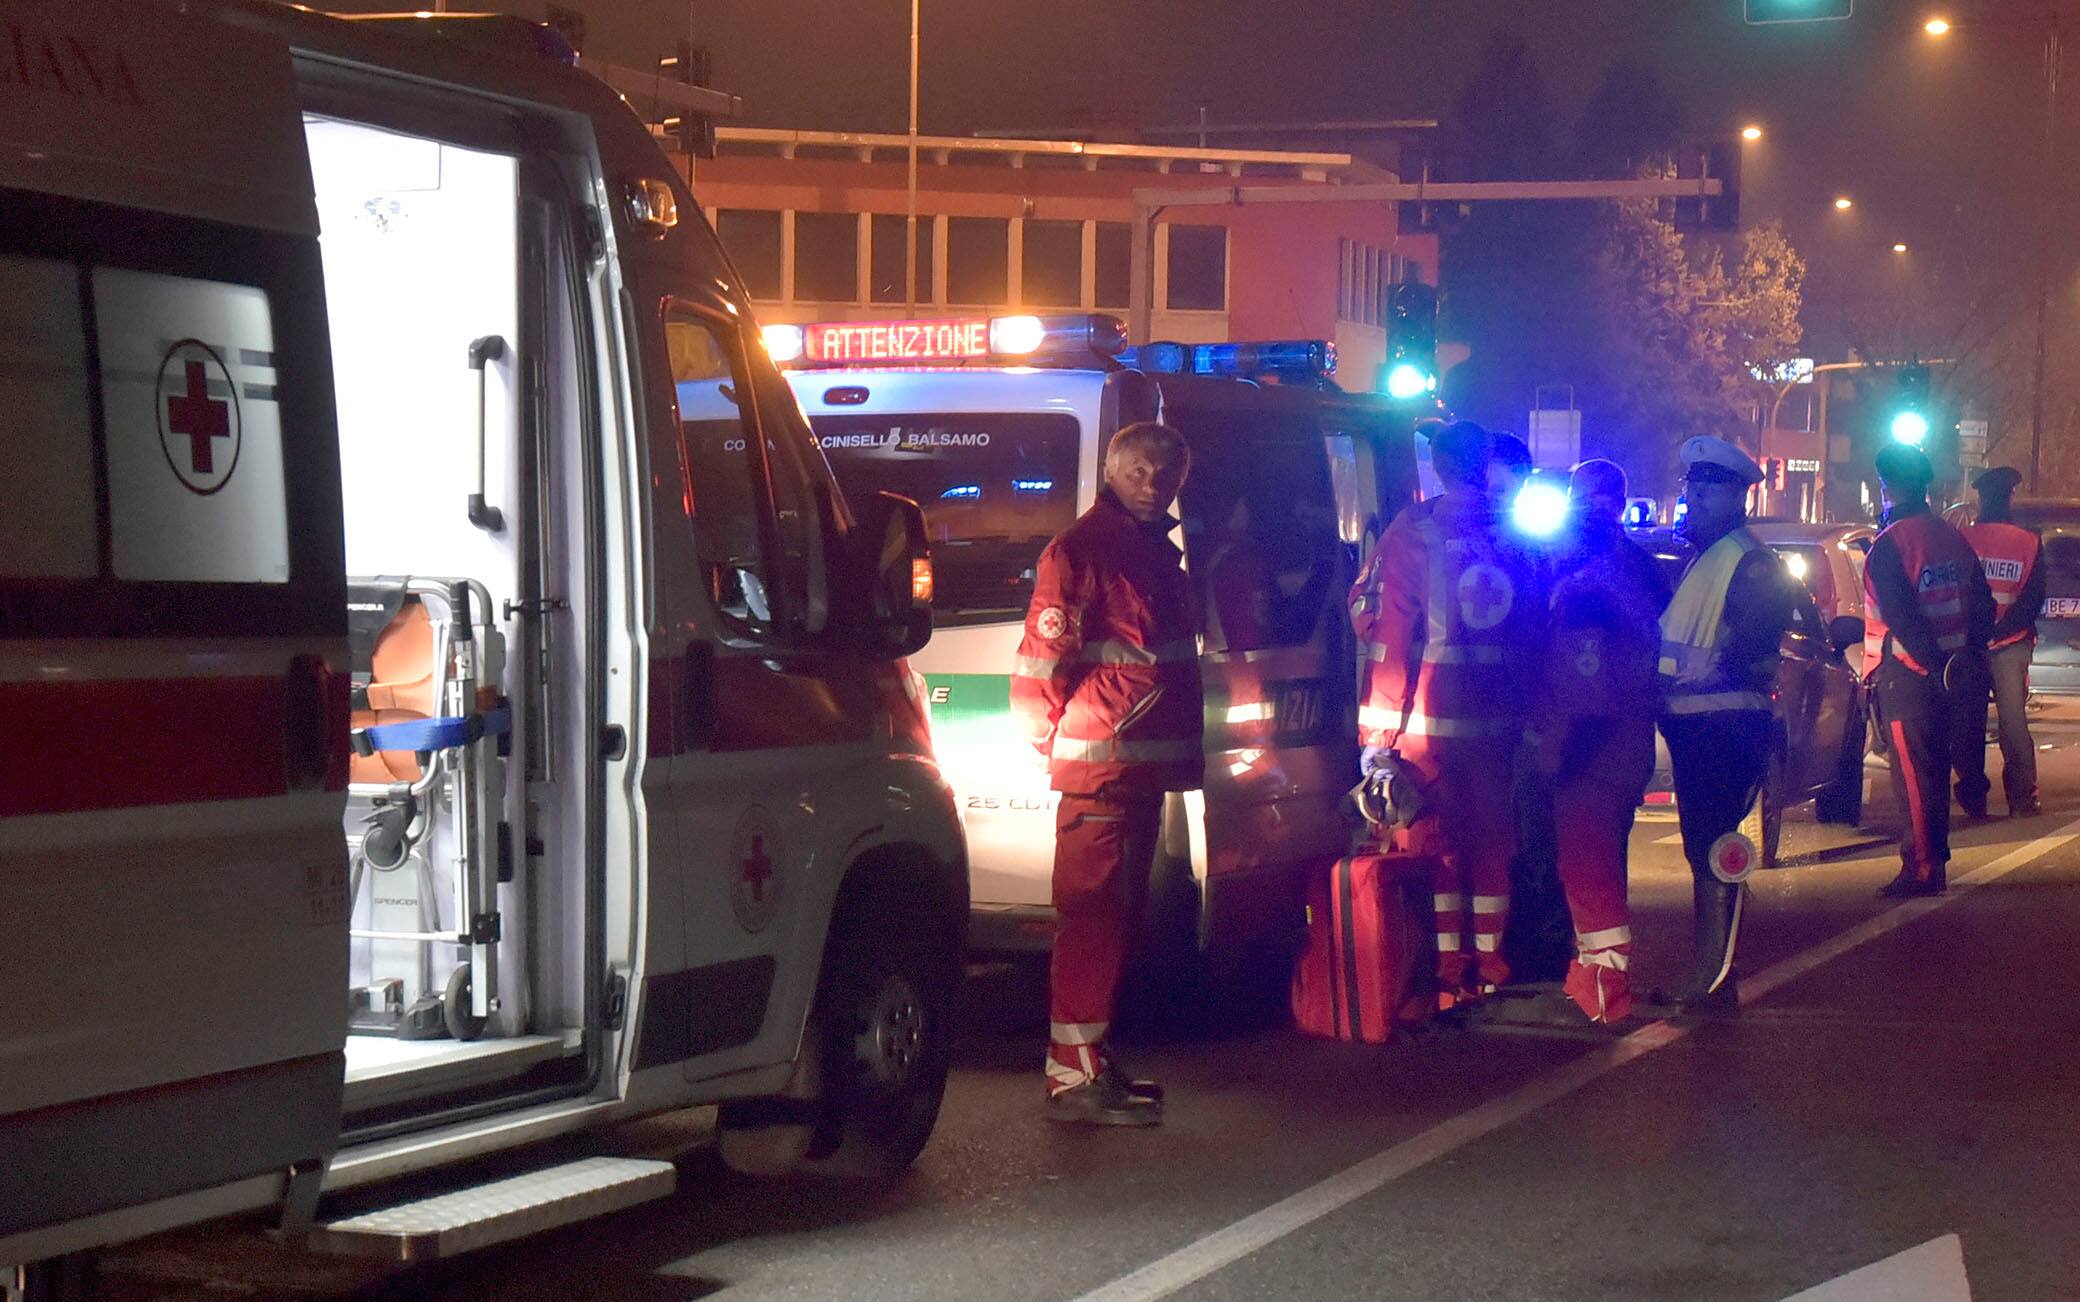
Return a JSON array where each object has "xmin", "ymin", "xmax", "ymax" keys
[
  {"xmin": 1120, "ymin": 339, "xmax": 1337, "ymax": 382},
  {"xmin": 762, "ymin": 323, "xmax": 806, "ymax": 364}
]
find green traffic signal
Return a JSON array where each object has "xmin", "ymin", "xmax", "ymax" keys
[
  {"xmin": 1744, "ymin": 0, "xmax": 1853, "ymax": 23},
  {"xmin": 1385, "ymin": 283, "xmax": 1439, "ymax": 402},
  {"xmin": 1891, "ymin": 363, "xmax": 1931, "ymax": 445}
]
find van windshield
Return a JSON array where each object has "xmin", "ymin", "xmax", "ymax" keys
[{"xmin": 813, "ymin": 412, "xmax": 1082, "ymax": 627}]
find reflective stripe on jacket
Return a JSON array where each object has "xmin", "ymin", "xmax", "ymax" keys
[
  {"xmin": 1010, "ymin": 491, "xmax": 1205, "ymax": 793},
  {"xmin": 1660, "ymin": 528, "xmax": 1772, "ymax": 716},
  {"xmin": 1864, "ymin": 512, "xmax": 1975, "ymax": 675},
  {"xmin": 1351, "ymin": 493, "xmax": 1537, "ymax": 752},
  {"xmin": 1961, "ymin": 520, "xmax": 2040, "ymax": 649}
]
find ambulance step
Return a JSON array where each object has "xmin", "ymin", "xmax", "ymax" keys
[{"xmin": 308, "ymin": 1156, "xmax": 676, "ymax": 1261}]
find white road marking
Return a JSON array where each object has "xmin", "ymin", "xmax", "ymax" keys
[
  {"xmin": 1779, "ymin": 1234, "xmax": 1971, "ymax": 1301},
  {"xmin": 1070, "ymin": 819, "xmax": 2080, "ymax": 1302}
]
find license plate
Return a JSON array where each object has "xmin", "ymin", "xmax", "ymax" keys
[{"xmin": 2045, "ymin": 597, "xmax": 2080, "ymax": 619}]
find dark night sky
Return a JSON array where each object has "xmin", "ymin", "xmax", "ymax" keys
[{"xmin": 664, "ymin": 0, "xmax": 2077, "ymax": 362}]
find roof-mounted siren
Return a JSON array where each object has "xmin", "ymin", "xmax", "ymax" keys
[
  {"xmin": 761, "ymin": 314, "xmax": 1128, "ymax": 369},
  {"xmin": 1119, "ymin": 339, "xmax": 1338, "ymax": 385}
]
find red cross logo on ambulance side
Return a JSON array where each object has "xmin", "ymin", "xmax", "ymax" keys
[
  {"xmin": 155, "ymin": 339, "xmax": 242, "ymax": 496},
  {"xmin": 730, "ymin": 806, "xmax": 782, "ymax": 933},
  {"xmin": 1457, "ymin": 562, "xmax": 1514, "ymax": 632}
]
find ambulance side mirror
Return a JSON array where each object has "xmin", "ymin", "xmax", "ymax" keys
[
  {"xmin": 1828, "ymin": 615, "xmax": 1865, "ymax": 656},
  {"xmin": 845, "ymin": 491, "xmax": 934, "ymax": 658}
]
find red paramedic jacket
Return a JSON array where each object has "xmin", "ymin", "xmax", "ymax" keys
[{"xmin": 1011, "ymin": 490, "xmax": 1205, "ymax": 794}]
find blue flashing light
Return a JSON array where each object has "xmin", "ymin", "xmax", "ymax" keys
[
  {"xmin": 1012, "ymin": 478, "xmax": 1054, "ymax": 493},
  {"xmin": 1511, "ymin": 481, "xmax": 1571, "ymax": 539},
  {"xmin": 940, "ymin": 484, "xmax": 982, "ymax": 500},
  {"xmin": 1121, "ymin": 339, "xmax": 1334, "ymax": 379},
  {"xmin": 1890, "ymin": 410, "xmax": 1930, "ymax": 445},
  {"xmin": 1385, "ymin": 362, "xmax": 1435, "ymax": 401},
  {"xmin": 1622, "ymin": 499, "xmax": 1657, "ymax": 530}
]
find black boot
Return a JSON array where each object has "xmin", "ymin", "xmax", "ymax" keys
[
  {"xmin": 1878, "ymin": 862, "xmax": 1945, "ymax": 898},
  {"xmin": 1047, "ymin": 1073, "xmax": 1161, "ymax": 1126},
  {"xmin": 1659, "ymin": 878, "xmax": 1744, "ymax": 1011}
]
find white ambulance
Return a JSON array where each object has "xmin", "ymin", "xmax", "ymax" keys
[
  {"xmin": 2, "ymin": 2, "xmax": 964, "ymax": 1291},
  {"xmin": 776, "ymin": 317, "xmax": 1418, "ymax": 976}
]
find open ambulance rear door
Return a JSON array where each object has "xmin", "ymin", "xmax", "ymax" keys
[{"xmin": 0, "ymin": 0, "xmax": 350, "ymax": 1263}]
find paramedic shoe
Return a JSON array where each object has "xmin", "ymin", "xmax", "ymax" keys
[
  {"xmin": 2012, "ymin": 798, "xmax": 2043, "ymax": 817},
  {"xmin": 1047, "ymin": 1075, "xmax": 1162, "ymax": 1127},
  {"xmin": 1878, "ymin": 865, "xmax": 1945, "ymax": 898},
  {"xmin": 1563, "ymin": 961, "xmax": 1634, "ymax": 1025},
  {"xmin": 1101, "ymin": 1059, "xmax": 1164, "ymax": 1103}
]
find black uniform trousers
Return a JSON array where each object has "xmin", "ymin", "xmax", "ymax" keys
[
  {"xmin": 1874, "ymin": 657, "xmax": 1977, "ymax": 878},
  {"xmin": 1661, "ymin": 709, "xmax": 1771, "ymax": 993}
]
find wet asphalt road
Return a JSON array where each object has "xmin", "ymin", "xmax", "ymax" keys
[{"xmin": 100, "ymin": 704, "xmax": 2080, "ymax": 1301}]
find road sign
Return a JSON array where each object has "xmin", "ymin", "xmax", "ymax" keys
[
  {"xmin": 1958, "ymin": 419, "xmax": 1989, "ymax": 469},
  {"xmin": 1528, "ymin": 407, "xmax": 1581, "ymax": 470}
]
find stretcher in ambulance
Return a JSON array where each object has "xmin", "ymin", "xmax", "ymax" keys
[
  {"xmin": 780, "ymin": 318, "xmax": 1418, "ymax": 974},
  {"xmin": 2, "ymin": 3, "xmax": 963, "ymax": 1290}
]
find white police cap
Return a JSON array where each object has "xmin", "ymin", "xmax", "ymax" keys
[{"xmin": 1679, "ymin": 435, "xmax": 1764, "ymax": 486}]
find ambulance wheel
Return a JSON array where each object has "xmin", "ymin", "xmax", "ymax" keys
[
  {"xmin": 1816, "ymin": 724, "xmax": 1866, "ymax": 826},
  {"xmin": 806, "ymin": 866, "xmax": 956, "ymax": 1179},
  {"xmin": 443, "ymin": 963, "xmax": 487, "ymax": 1042}
]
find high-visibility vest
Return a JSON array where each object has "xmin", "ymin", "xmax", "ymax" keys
[
  {"xmin": 1659, "ymin": 527, "xmax": 1772, "ymax": 716},
  {"xmin": 1961, "ymin": 520, "xmax": 2039, "ymax": 648},
  {"xmin": 1354, "ymin": 501, "xmax": 1532, "ymax": 748},
  {"xmin": 1863, "ymin": 512, "xmax": 1974, "ymax": 675}
]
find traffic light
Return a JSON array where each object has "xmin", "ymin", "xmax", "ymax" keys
[
  {"xmin": 1384, "ymin": 283, "xmax": 1438, "ymax": 401},
  {"xmin": 1891, "ymin": 363, "xmax": 1931, "ymax": 445},
  {"xmin": 1744, "ymin": 0, "xmax": 1853, "ymax": 23}
]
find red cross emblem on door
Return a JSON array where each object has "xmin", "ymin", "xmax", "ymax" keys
[
  {"xmin": 155, "ymin": 340, "xmax": 242, "ymax": 495},
  {"xmin": 730, "ymin": 806, "xmax": 782, "ymax": 932}
]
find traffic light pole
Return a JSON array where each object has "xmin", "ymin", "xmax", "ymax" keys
[{"xmin": 2030, "ymin": 13, "xmax": 2061, "ymax": 491}]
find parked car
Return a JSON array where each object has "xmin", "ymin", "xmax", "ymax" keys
[
  {"xmin": 1631, "ymin": 527, "xmax": 1869, "ymax": 865},
  {"xmin": 1943, "ymin": 498, "xmax": 2080, "ymax": 695}
]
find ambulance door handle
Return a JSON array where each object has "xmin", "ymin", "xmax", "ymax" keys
[
  {"xmin": 285, "ymin": 653, "xmax": 348, "ymax": 793},
  {"xmin": 468, "ymin": 334, "xmax": 508, "ymax": 533}
]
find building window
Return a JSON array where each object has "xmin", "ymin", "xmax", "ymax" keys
[
  {"xmin": 1094, "ymin": 222, "xmax": 1132, "ymax": 311},
  {"xmin": 794, "ymin": 211, "xmax": 858, "ymax": 304},
  {"xmin": 1021, "ymin": 219, "xmax": 1082, "ymax": 307},
  {"xmin": 715, "ymin": 209, "xmax": 782, "ymax": 301},
  {"xmin": 1166, "ymin": 224, "xmax": 1226, "ymax": 312},
  {"xmin": 1362, "ymin": 245, "xmax": 1379, "ymax": 324},
  {"xmin": 1336, "ymin": 238, "xmax": 1351, "ymax": 322},
  {"xmin": 870, "ymin": 214, "xmax": 935, "ymax": 304},
  {"xmin": 946, "ymin": 217, "xmax": 1009, "ymax": 305}
]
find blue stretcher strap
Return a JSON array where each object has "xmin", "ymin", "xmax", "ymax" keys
[{"xmin": 359, "ymin": 707, "xmax": 511, "ymax": 755}]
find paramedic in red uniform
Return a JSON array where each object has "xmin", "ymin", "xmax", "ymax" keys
[
  {"xmin": 1352, "ymin": 421, "xmax": 1541, "ymax": 1008},
  {"xmin": 1865, "ymin": 444, "xmax": 1996, "ymax": 896},
  {"xmin": 1526, "ymin": 460, "xmax": 1669, "ymax": 1023},
  {"xmin": 1012, "ymin": 422, "xmax": 1202, "ymax": 1126},
  {"xmin": 1956, "ymin": 465, "xmax": 2045, "ymax": 817}
]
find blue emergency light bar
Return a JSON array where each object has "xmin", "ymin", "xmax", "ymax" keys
[
  {"xmin": 1118, "ymin": 339, "xmax": 1337, "ymax": 381},
  {"xmin": 764, "ymin": 313, "xmax": 1127, "ymax": 368}
]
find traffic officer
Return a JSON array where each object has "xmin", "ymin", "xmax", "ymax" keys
[
  {"xmin": 1658, "ymin": 436, "xmax": 1797, "ymax": 1010},
  {"xmin": 1353, "ymin": 421, "xmax": 1542, "ymax": 1008},
  {"xmin": 1488, "ymin": 431, "xmax": 1535, "ymax": 511},
  {"xmin": 1526, "ymin": 459, "xmax": 1670, "ymax": 1023},
  {"xmin": 1865, "ymin": 444, "xmax": 1996, "ymax": 896},
  {"xmin": 1957, "ymin": 465, "xmax": 2045, "ymax": 816},
  {"xmin": 1012, "ymin": 421, "xmax": 1202, "ymax": 1126}
]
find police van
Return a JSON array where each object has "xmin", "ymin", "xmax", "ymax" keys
[
  {"xmin": 775, "ymin": 315, "xmax": 1418, "ymax": 973},
  {"xmin": 3, "ymin": 2, "xmax": 964, "ymax": 1290}
]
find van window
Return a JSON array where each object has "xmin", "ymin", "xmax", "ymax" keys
[
  {"xmin": 1180, "ymin": 425, "xmax": 1340, "ymax": 653},
  {"xmin": 814, "ymin": 412, "xmax": 1080, "ymax": 627},
  {"xmin": 0, "ymin": 255, "xmax": 97, "ymax": 579},
  {"xmin": 668, "ymin": 309, "xmax": 779, "ymax": 628}
]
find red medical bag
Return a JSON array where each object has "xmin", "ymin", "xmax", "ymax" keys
[{"xmin": 1290, "ymin": 848, "xmax": 1436, "ymax": 1043}]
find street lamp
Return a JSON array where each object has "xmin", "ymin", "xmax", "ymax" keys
[
  {"xmin": 1893, "ymin": 242, "xmax": 1910, "ymax": 253},
  {"xmin": 1922, "ymin": 10, "xmax": 2061, "ymax": 490},
  {"xmin": 1742, "ymin": 124, "xmax": 1765, "ymax": 141},
  {"xmin": 1834, "ymin": 195, "xmax": 1855, "ymax": 211}
]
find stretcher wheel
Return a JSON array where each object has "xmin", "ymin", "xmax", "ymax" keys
[{"xmin": 443, "ymin": 963, "xmax": 488, "ymax": 1042}]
